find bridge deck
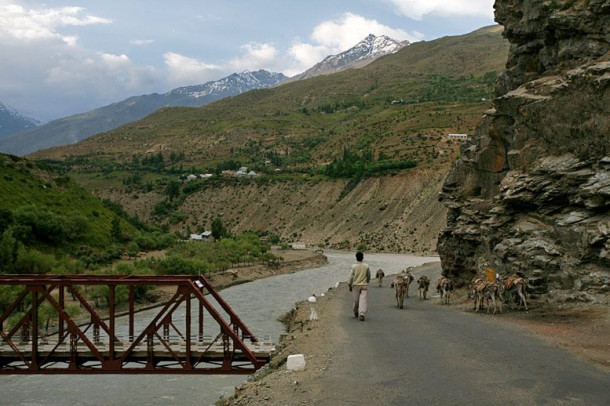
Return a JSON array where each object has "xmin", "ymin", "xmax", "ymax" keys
[{"xmin": 0, "ymin": 340, "xmax": 275, "ymax": 374}]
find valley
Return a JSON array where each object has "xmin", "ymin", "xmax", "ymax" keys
[{"xmin": 26, "ymin": 27, "xmax": 508, "ymax": 253}]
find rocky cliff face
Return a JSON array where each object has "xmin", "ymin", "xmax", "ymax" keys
[{"xmin": 437, "ymin": 0, "xmax": 610, "ymax": 302}]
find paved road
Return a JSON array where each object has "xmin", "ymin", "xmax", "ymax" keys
[{"xmin": 315, "ymin": 263, "xmax": 610, "ymax": 405}]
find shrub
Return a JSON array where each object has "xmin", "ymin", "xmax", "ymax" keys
[{"xmin": 14, "ymin": 248, "xmax": 55, "ymax": 274}]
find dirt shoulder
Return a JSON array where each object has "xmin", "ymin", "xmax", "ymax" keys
[
  {"xmin": 223, "ymin": 267, "xmax": 610, "ymax": 406},
  {"xmin": 226, "ymin": 283, "xmax": 344, "ymax": 406},
  {"xmin": 445, "ymin": 288, "xmax": 610, "ymax": 371},
  {"xmin": 485, "ymin": 301, "xmax": 610, "ymax": 370}
]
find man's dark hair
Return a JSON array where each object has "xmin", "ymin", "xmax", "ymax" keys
[{"xmin": 356, "ymin": 251, "xmax": 364, "ymax": 261}]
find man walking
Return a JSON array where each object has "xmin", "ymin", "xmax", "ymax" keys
[{"xmin": 348, "ymin": 251, "xmax": 370, "ymax": 321}]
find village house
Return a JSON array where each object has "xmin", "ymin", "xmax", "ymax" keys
[
  {"xmin": 189, "ymin": 231, "xmax": 212, "ymax": 241},
  {"xmin": 235, "ymin": 167, "xmax": 258, "ymax": 178},
  {"xmin": 235, "ymin": 167, "xmax": 249, "ymax": 177},
  {"xmin": 448, "ymin": 133, "xmax": 469, "ymax": 141}
]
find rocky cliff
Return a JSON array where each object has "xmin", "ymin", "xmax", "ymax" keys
[{"xmin": 437, "ymin": 0, "xmax": 610, "ymax": 302}]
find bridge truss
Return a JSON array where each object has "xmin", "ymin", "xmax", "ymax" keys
[{"xmin": 0, "ymin": 274, "xmax": 271, "ymax": 374}]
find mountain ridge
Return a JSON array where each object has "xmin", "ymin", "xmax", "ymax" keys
[
  {"xmin": 0, "ymin": 33, "xmax": 408, "ymax": 156},
  {"xmin": 0, "ymin": 101, "xmax": 42, "ymax": 140},
  {"xmin": 0, "ymin": 70, "xmax": 287, "ymax": 156}
]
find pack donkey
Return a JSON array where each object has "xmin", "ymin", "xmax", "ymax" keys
[
  {"xmin": 471, "ymin": 277, "xmax": 503, "ymax": 314},
  {"xmin": 436, "ymin": 276, "xmax": 453, "ymax": 305},
  {"xmin": 502, "ymin": 274, "xmax": 528, "ymax": 310},
  {"xmin": 390, "ymin": 274, "xmax": 410, "ymax": 309},
  {"xmin": 375, "ymin": 269, "xmax": 385, "ymax": 287},
  {"xmin": 417, "ymin": 275, "xmax": 430, "ymax": 301},
  {"xmin": 401, "ymin": 269, "xmax": 414, "ymax": 298}
]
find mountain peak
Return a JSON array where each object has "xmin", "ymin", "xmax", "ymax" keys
[
  {"xmin": 0, "ymin": 101, "xmax": 42, "ymax": 139},
  {"xmin": 168, "ymin": 69, "xmax": 287, "ymax": 99},
  {"xmin": 286, "ymin": 34, "xmax": 409, "ymax": 82}
]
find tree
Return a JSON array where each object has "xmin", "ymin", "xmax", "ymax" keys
[
  {"xmin": 0, "ymin": 209, "xmax": 13, "ymax": 234},
  {"xmin": 211, "ymin": 217, "xmax": 228, "ymax": 240},
  {"xmin": 0, "ymin": 229, "xmax": 18, "ymax": 272},
  {"xmin": 166, "ymin": 180, "xmax": 181, "ymax": 202},
  {"xmin": 127, "ymin": 241, "xmax": 140, "ymax": 258},
  {"xmin": 111, "ymin": 216, "xmax": 122, "ymax": 241}
]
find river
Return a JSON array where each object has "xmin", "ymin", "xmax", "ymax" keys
[{"xmin": 0, "ymin": 251, "xmax": 438, "ymax": 406}]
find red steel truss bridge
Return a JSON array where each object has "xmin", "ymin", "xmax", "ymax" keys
[{"xmin": 0, "ymin": 274, "xmax": 272, "ymax": 374}]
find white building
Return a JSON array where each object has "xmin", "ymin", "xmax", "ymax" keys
[
  {"xmin": 448, "ymin": 133, "xmax": 469, "ymax": 140},
  {"xmin": 190, "ymin": 231, "xmax": 212, "ymax": 241},
  {"xmin": 235, "ymin": 167, "xmax": 249, "ymax": 177}
]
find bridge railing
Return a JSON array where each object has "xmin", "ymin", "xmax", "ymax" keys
[{"xmin": 0, "ymin": 274, "xmax": 271, "ymax": 374}]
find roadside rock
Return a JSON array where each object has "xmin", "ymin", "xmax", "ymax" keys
[{"xmin": 437, "ymin": 0, "xmax": 610, "ymax": 303}]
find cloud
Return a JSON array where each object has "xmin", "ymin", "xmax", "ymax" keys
[
  {"xmin": 288, "ymin": 42, "xmax": 329, "ymax": 71},
  {"xmin": 130, "ymin": 39, "xmax": 154, "ymax": 46},
  {"xmin": 44, "ymin": 52, "xmax": 160, "ymax": 98},
  {"xmin": 100, "ymin": 53, "xmax": 130, "ymax": 67},
  {"xmin": 285, "ymin": 12, "xmax": 422, "ymax": 76},
  {"xmin": 386, "ymin": 0, "xmax": 494, "ymax": 20},
  {"xmin": 311, "ymin": 12, "xmax": 420, "ymax": 50},
  {"xmin": 229, "ymin": 42, "xmax": 279, "ymax": 72},
  {"xmin": 0, "ymin": 2, "xmax": 160, "ymax": 122},
  {"xmin": 163, "ymin": 52, "xmax": 222, "ymax": 86},
  {"xmin": 0, "ymin": 1, "xmax": 111, "ymax": 45}
]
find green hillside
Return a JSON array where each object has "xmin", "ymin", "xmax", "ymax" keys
[{"xmin": 0, "ymin": 154, "xmax": 174, "ymax": 273}]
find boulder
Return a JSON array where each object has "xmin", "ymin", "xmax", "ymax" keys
[{"xmin": 287, "ymin": 354, "xmax": 306, "ymax": 371}]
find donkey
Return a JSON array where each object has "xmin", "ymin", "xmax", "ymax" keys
[
  {"xmin": 502, "ymin": 275, "xmax": 529, "ymax": 310},
  {"xmin": 417, "ymin": 275, "xmax": 430, "ymax": 301},
  {"xmin": 473, "ymin": 279, "xmax": 503, "ymax": 314},
  {"xmin": 436, "ymin": 277, "xmax": 453, "ymax": 305},
  {"xmin": 375, "ymin": 269, "xmax": 385, "ymax": 287},
  {"xmin": 470, "ymin": 277, "xmax": 485, "ymax": 310},
  {"xmin": 390, "ymin": 275, "xmax": 409, "ymax": 309},
  {"xmin": 401, "ymin": 269, "xmax": 415, "ymax": 298}
]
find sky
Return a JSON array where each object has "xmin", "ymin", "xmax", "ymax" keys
[{"xmin": 0, "ymin": 0, "xmax": 497, "ymax": 122}]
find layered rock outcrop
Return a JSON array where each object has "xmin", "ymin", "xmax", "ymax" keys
[{"xmin": 437, "ymin": 0, "xmax": 610, "ymax": 302}]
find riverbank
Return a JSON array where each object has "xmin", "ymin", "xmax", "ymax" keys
[
  {"xmin": 55, "ymin": 248, "xmax": 328, "ymax": 333},
  {"xmin": 222, "ymin": 262, "xmax": 610, "ymax": 405},
  {"xmin": 145, "ymin": 248, "xmax": 328, "ymax": 304},
  {"xmin": 207, "ymin": 248, "xmax": 329, "ymax": 290}
]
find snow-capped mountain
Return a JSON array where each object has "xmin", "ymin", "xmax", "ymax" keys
[
  {"xmin": 170, "ymin": 70, "xmax": 287, "ymax": 100},
  {"xmin": 0, "ymin": 101, "xmax": 42, "ymax": 140},
  {"xmin": 286, "ymin": 34, "xmax": 409, "ymax": 82},
  {"xmin": 0, "ymin": 70, "xmax": 287, "ymax": 156}
]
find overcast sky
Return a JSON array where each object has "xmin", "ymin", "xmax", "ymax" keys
[{"xmin": 0, "ymin": 0, "xmax": 496, "ymax": 122}]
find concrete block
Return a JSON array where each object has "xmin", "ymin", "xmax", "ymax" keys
[{"xmin": 287, "ymin": 354, "xmax": 306, "ymax": 371}]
